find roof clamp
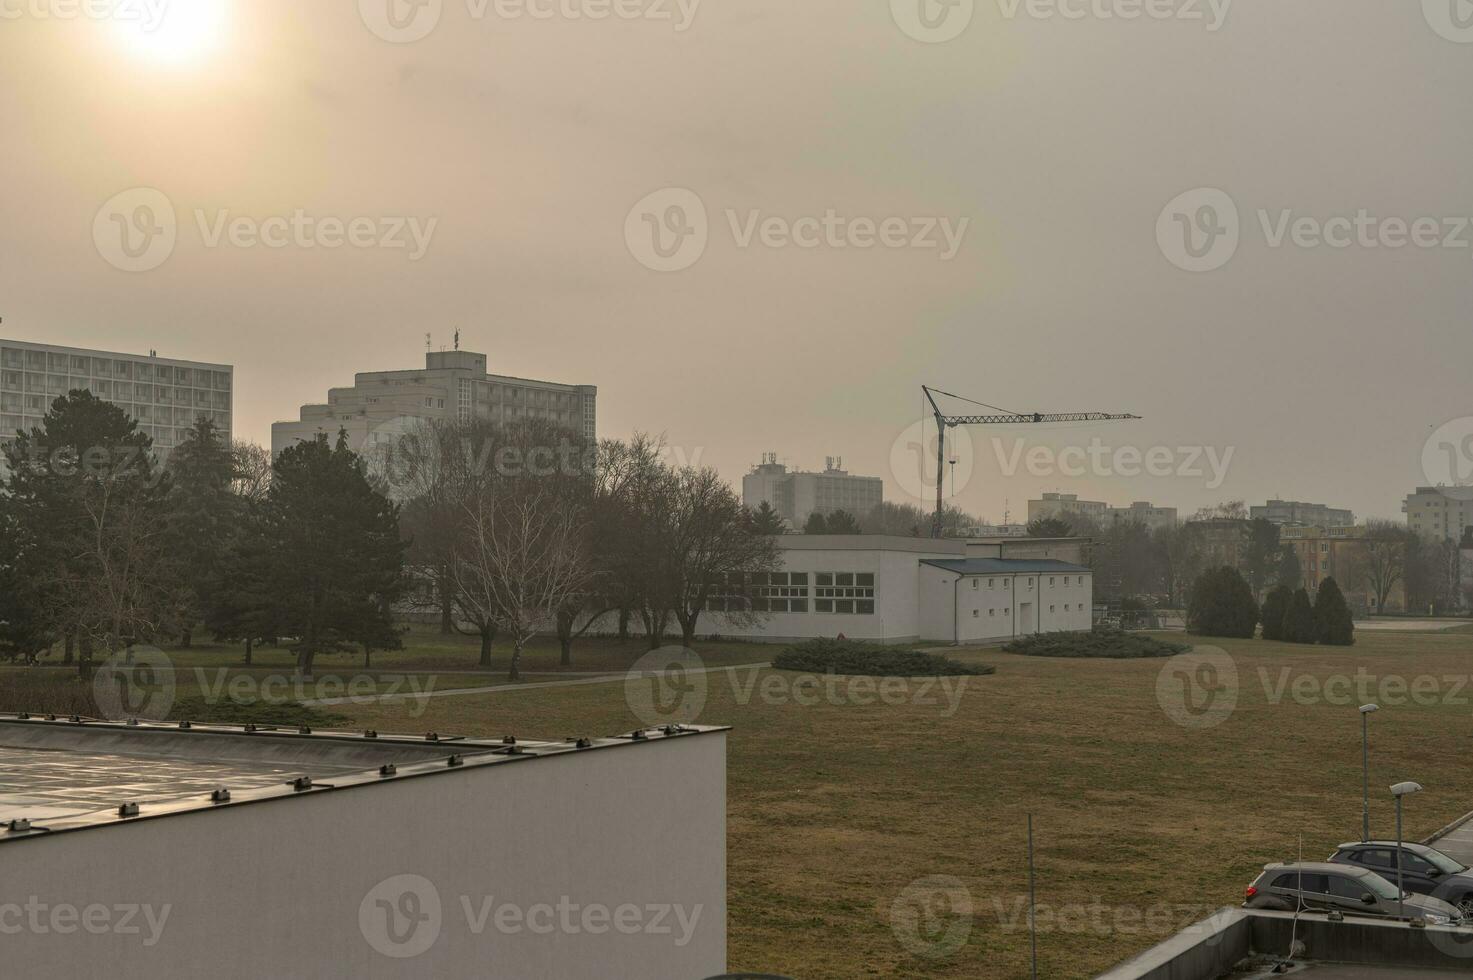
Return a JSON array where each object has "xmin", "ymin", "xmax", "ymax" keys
[
  {"xmin": 447, "ymin": 754, "xmax": 464, "ymax": 767},
  {"xmin": 425, "ymin": 732, "xmax": 440, "ymax": 742},
  {"xmin": 363, "ymin": 730, "xmax": 379, "ymax": 739},
  {"xmin": 68, "ymin": 715, "xmax": 83, "ymax": 725},
  {"xmin": 574, "ymin": 738, "xmax": 593, "ymax": 749},
  {"xmin": 178, "ymin": 720, "xmax": 192, "ymax": 730},
  {"xmin": 44, "ymin": 714, "xmax": 57, "ymax": 722},
  {"xmin": 125, "ymin": 718, "xmax": 139, "ymax": 727},
  {"xmin": 15, "ymin": 712, "xmax": 28, "ymax": 720},
  {"xmin": 298, "ymin": 725, "xmax": 312, "ymax": 735},
  {"xmin": 118, "ymin": 802, "xmax": 140, "ymax": 818},
  {"xmin": 661, "ymin": 725, "xmax": 687, "ymax": 736},
  {"xmin": 630, "ymin": 730, "xmax": 649, "ymax": 741},
  {"xmin": 209, "ymin": 788, "xmax": 231, "ymax": 804},
  {"xmin": 291, "ymin": 776, "xmax": 313, "ymax": 792},
  {"xmin": 501, "ymin": 735, "xmax": 517, "ymax": 745},
  {"xmin": 7, "ymin": 819, "xmax": 31, "ymax": 833},
  {"xmin": 379, "ymin": 764, "xmax": 397, "ymax": 777},
  {"xmin": 243, "ymin": 724, "xmax": 258, "ymax": 734}
]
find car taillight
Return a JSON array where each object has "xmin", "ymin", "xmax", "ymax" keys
[{"xmin": 1245, "ymin": 886, "xmax": 1258, "ymax": 899}]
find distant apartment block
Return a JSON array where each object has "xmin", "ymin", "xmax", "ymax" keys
[
  {"xmin": 1029, "ymin": 493, "xmax": 1177, "ymax": 531},
  {"xmin": 961, "ymin": 524, "xmax": 1029, "ymax": 538},
  {"xmin": 742, "ymin": 454, "xmax": 883, "ymax": 530},
  {"xmin": 0, "ymin": 339, "xmax": 232, "ymax": 452},
  {"xmin": 1403, "ymin": 486, "xmax": 1473, "ymax": 541},
  {"xmin": 1251, "ymin": 499, "xmax": 1354, "ymax": 527},
  {"xmin": 272, "ymin": 349, "xmax": 596, "ymax": 457},
  {"xmin": 1282, "ymin": 524, "xmax": 1404, "ymax": 613}
]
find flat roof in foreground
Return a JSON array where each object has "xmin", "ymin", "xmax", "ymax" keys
[{"xmin": 0, "ymin": 714, "xmax": 725, "ymax": 841}]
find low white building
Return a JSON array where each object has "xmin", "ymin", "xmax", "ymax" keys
[{"xmin": 700, "ymin": 535, "xmax": 1092, "ymax": 645}]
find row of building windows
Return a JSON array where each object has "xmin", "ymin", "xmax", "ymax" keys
[
  {"xmin": 0, "ymin": 374, "xmax": 229, "ymax": 408},
  {"xmin": 0, "ymin": 350, "xmax": 229, "ymax": 389},
  {"xmin": 967, "ymin": 575, "xmax": 1086, "ymax": 590},
  {"xmin": 707, "ymin": 571, "xmax": 878, "ymax": 615}
]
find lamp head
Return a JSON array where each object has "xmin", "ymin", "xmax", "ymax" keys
[
  {"xmin": 1360, "ymin": 704, "xmax": 1379, "ymax": 714},
  {"xmin": 1390, "ymin": 781, "xmax": 1423, "ymax": 798}
]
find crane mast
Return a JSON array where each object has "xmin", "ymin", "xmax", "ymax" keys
[{"xmin": 922, "ymin": 386, "xmax": 1141, "ymax": 539}]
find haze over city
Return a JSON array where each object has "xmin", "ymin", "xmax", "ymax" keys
[{"xmin": 4, "ymin": 1, "xmax": 1470, "ymax": 523}]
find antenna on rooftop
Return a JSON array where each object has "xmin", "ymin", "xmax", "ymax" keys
[
  {"xmin": 425, "ymin": 333, "xmax": 432, "ymax": 353},
  {"xmin": 454, "ymin": 329, "xmax": 461, "ymax": 351}
]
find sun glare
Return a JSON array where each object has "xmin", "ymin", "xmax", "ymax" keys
[{"xmin": 114, "ymin": 0, "xmax": 229, "ymax": 66}]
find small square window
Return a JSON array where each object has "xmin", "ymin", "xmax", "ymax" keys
[
  {"xmin": 816, "ymin": 599, "xmax": 833, "ymax": 613},
  {"xmin": 857, "ymin": 600, "xmax": 874, "ymax": 614},
  {"xmin": 971, "ymin": 580, "xmax": 978, "ymax": 589},
  {"xmin": 972, "ymin": 610, "xmax": 978, "ymax": 618},
  {"xmin": 856, "ymin": 573, "xmax": 874, "ymax": 587},
  {"xmin": 836, "ymin": 573, "xmax": 854, "ymax": 587},
  {"xmin": 816, "ymin": 573, "xmax": 833, "ymax": 587},
  {"xmin": 836, "ymin": 599, "xmax": 855, "ymax": 614}
]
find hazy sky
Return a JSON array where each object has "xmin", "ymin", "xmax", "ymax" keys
[{"xmin": 3, "ymin": 0, "xmax": 1470, "ymax": 523}]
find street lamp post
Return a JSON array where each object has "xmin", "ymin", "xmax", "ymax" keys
[
  {"xmin": 1360, "ymin": 704, "xmax": 1379, "ymax": 841},
  {"xmin": 1391, "ymin": 781, "xmax": 1424, "ymax": 921}
]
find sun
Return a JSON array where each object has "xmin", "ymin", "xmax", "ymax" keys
[{"xmin": 114, "ymin": 0, "xmax": 229, "ymax": 66}]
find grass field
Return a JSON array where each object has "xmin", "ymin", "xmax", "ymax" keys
[{"xmin": 9, "ymin": 626, "xmax": 1473, "ymax": 978}]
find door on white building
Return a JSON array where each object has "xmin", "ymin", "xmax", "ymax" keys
[{"xmin": 1018, "ymin": 601, "xmax": 1035, "ymax": 635}]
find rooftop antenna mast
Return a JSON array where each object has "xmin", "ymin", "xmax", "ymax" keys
[{"xmin": 921, "ymin": 386, "xmax": 1140, "ymax": 539}]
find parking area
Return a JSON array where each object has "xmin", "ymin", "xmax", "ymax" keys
[{"xmin": 1430, "ymin": 816, "xmax": 1473, "ymax": 867}]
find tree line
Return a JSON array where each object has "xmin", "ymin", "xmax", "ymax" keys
[{"xmin": 0, "ymin": 392, "xmax": 779, "ymax": 681}]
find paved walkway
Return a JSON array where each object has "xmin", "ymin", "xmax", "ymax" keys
[
  {"xmin": 1355, "ymin": 619, "xmax": 1471, "ymax": 633},
  {"xmin": 302, "ymin": 663, "xmax": 769, "ymax": 706},
  {"xmin": 1428, "ymin": 811, "xmax": 1473, "ymax": 866}
]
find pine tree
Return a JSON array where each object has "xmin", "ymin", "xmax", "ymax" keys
[
  {"xmin": 166, "ymin": 418, "xmax": 241, "ymax": 647},
  {"xmin": 1282, "ymin": 588, "xmax": 1317, "ymax": 644},
  {"xmin": 260, "ymin": 432, "xmax": 407, "ymax": 677},
  {"xmin": 748, "ymin": 501, "xmax": 786, "ymax": 535},
  {"xmin": 1314, "ymin": 577, "xmax": 1356, "ymax": 646},
  {"xmin": 802, "ymin": 512, "xmax": 829, "ymax": 535},
  {"xmin": 1187, "ymin": 566, "xmax": 1259, "ymax": 638},
  {"xmin": 1261, "ymin": 585, "xmax": 1292, "ymax": 641},
  {"xmin": 825, "ymin": 509, "xmax": 862, "ymax": 534}
]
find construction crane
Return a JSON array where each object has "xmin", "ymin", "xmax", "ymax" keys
[{"xmin": 922, "ymin": 386, "xmax": 1141, "ymax": 538}]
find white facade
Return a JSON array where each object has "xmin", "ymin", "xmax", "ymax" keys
[
  {"xmin": 272, "ymin": 349, "xmax": 596, "ymax": 456},
  {"xmin": 1030, "ymin": 494, "xmax": 1176, "ymax": 532},
  {"xmin": 0, "ymin": 339, "xmax": 232, "ymax": 452},
  {"xmin": 695, "ymin": 536, "xmax": 1093, "ymax": 645},
  {"xmin": 1404, "ymin": 486, "xmax": 1473, "ymax": 541},
  {"xmin": 918, "ymin": 559, "xmax": 1093, "ymax": 644}
]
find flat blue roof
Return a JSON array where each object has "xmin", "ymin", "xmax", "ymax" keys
[{"xmin": 920, "ymin": 558, "xmax": 1091, "ymax": 575}]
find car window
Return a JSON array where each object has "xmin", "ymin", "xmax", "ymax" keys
[
  {"xmin": 1272, "ymin": 872, "xmax": 1327, "ymax": 893},
  {"xmin": 1422, "ymin": 847, "xmax": 1468, "ymax": 875},
  {"xmin": 1328, "ymin": 875, "xmax": 1368, "ymax": 899},
  {"xmin": 1361, "ymin": 849, "xmax": 1394, "ymax": 868},
  {"xmin": 1402, "ymin": 852, "xmax": 1435, "ymax": 875}
]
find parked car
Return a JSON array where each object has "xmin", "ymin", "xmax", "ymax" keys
[
  {"xmin": 1244, "ymin": 862, "xmax": 1461, "ymax": 925},
  {"xmin": 1328, "ymin": 841, "xmax": 1473, "ymax": 917}
]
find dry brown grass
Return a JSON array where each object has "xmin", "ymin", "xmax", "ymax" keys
[{"xmin": 307, "ymin": 628, "xmax": 1473, "ymax": 979}]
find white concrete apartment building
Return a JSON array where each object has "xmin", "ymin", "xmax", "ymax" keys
[
  {"xmin": 1251, "ymin": 499, "xmax": 1354, "ymax": 527},
  {"xmin": 0, "ymin": 339, "xmax": 232, "ymax": 452},
  {"xmin": 272, "ymin": 349, "xmax": 597, "ymax": 456},
  {"xmin": 1404, "ymin": 486, "xmax": 1473, "ymax": 540},
  {"xmin": 1029, "ymin": 493, "xmax": 1177, "ymax": 532},
  {"xmin": 741, "ymin": 454, "xmax": 883, "ymax": 529}
]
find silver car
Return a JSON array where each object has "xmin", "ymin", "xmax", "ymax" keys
[{"xmin": 1244, "ymin": 861, "xmax": 1462, "ymax": 925}]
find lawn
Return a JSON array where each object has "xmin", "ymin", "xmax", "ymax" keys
[
  {"xmin": 327, "ymin": 628, "xmax": 1473, "ymax": 979},
  {"xmin": 8, "ymin": 627, "xmax": 1473, "ymax": 978}
]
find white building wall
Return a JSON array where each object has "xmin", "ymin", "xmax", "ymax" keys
[{"xmin": 922, "ymin": 570, "xmax": 1094, "ymax": 644}]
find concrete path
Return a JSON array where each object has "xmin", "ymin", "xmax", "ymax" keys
[
  {"xmin": 1427, "ymin": 810, "xmax": 1473, "ymax": 866},
  {"xmin": 302, "ymin": 663, "xmax": 770, "ymax": 706},
  {"xmin": 1355, "ymin": 619, "xmax": 1471, "ymax": 633}
]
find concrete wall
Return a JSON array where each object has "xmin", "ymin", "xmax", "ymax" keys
[
  {"xmin": 0, "ymin": 733, "xmax": 727, "ymax": 980},
  {"xmin": 921, "ymin": 570, "xmax": 1094, "ymax": 644}
]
